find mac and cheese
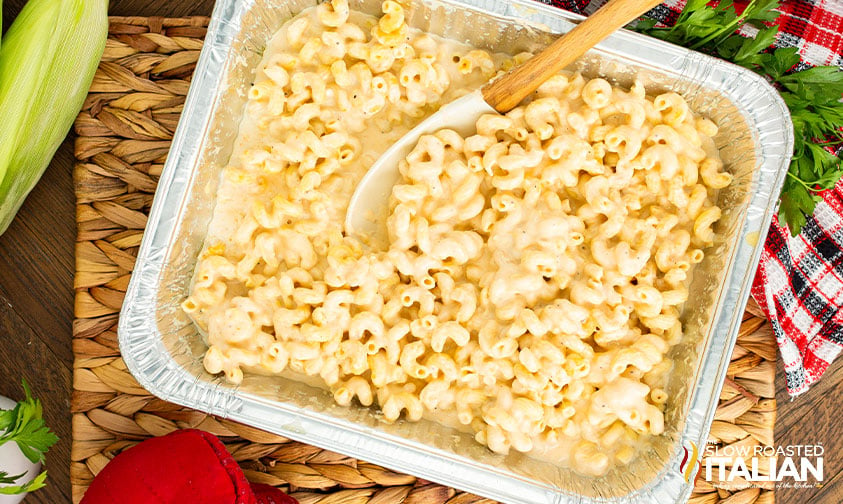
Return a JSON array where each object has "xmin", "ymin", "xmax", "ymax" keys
[{"xmin": 184, "ymin": 0, "xmax": 730, "ymax": 476}]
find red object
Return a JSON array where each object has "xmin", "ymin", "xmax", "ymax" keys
[
  {"xmin": 752, "ymin": 180, "xmax": 843, "ymax": 396},
  {"xmin": 81, "ymin": 429, "xmax": 297, "ymax": 504}
]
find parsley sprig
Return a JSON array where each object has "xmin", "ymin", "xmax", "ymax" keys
[
  {"xmin": 0, "ymin": 380, "xmax": 58, "ymax": 495},
  {"xmin": 0, "ymin": 472, "xmax": 48, "ymax": 496},
  {"xmin": 636, "ymin": 0, "xmax": 843, "ymax": 235}
]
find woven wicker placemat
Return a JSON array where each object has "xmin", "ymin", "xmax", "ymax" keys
[{"xmin": 71, "ymin": 16, "xmax": 777, "ymax": 504}]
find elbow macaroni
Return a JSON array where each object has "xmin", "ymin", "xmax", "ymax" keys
[{"xmin": 185, "ymin": 0, "xmax": 730, "ymax": 477}]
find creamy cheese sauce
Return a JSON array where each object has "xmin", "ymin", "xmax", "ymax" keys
[{"xmin": 184, "ymin": 0, "xmax": 730, "ymax": 476}]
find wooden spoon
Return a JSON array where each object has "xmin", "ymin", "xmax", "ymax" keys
[{"xmin": 345, "ymin": 0, "xmax": 663, "ymax": 247}]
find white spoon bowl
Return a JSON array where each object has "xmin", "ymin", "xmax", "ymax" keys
[{"xmin": 344, "ymin": 90, "xmax": 494, "ymax": 248}]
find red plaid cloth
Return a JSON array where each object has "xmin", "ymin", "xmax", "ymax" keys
[
  {"xmin": 753, "ymin": 182, "xmax": 843, "ymax": 396},
  {"xmin": 534, "ymin": 0, "xmax": 843, "ymax": 396}
]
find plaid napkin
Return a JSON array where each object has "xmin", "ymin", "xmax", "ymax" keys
[{"xmin": 534, "ymin": 0, "xmax": 843, "ymax": 396}]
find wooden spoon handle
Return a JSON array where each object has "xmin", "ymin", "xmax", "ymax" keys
[{"xmin": 482, "ymin": 0, "xmax": 663, "ymax": 113}]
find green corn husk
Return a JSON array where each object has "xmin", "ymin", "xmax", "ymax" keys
[{"xmin": 0, "ymin": 0, "xmax": 108, "ymax": 235}]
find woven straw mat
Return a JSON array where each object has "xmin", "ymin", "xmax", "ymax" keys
[{"xmin": 71, "ymin": 16, "xmax": 778, "ymax": 504}]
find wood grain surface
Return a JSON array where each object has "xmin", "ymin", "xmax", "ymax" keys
[{"xmin": 0, "ymin": 1, "xmax": 840, "ymax": 503}]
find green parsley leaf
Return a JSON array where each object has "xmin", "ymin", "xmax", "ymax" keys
[
  {"xmin": 806, "ymin": 143, "xmax": 843, "ymax": 184},
  {"xmin": 0, "ymin": 409, "xmax": 15, "ymax": 433},
  {"xmin": 0, "ymin": 471, "xmax": 48, "ymax": 495},
  {"xmin": 0, "ymin": 472, "xmax": 26, "ymax": 486},
  {"xmin": 742, "ymin": 0, "xmax": 782, "ymax": 24},
  {"xmin": 779, "ymin": 178, "xmax": 812, "ymax": 233},
  {"xmin": 634, "ymin": 18, "xmax": 658, "ymax": 31},
  {"xmin": 732, "ymin": 26, "xmax": 778, "ymax": 67},
  {"xmin": 0, "ymin": 380, "xmax": 59, "ymax": 464},
  {"xmin": 767, "ymin": 47, "xmax": 800, "ymax": 79},
  {"xmin": 780, "ymin": 66, "xmax": 843, "ymax": 87}
]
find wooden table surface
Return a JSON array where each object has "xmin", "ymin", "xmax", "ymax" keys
[{"xmin": 1, "ymin": 1, "xmax": 841, "ymax": 503}]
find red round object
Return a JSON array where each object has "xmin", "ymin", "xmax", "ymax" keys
[{"xmin": 80, "ymin": 429, "xmax": 297, "ymax": 504}]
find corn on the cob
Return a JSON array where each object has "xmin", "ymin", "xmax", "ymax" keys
[{"xmin": 0, "ymin": 0, "xmax": 108, "ymax": 235}]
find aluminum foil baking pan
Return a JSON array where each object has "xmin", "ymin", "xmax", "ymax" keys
[{"xmin": 119, "ymin": 0, "xmax": 793, "ymax": 502}]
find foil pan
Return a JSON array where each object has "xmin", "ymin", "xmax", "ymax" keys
[{"xmin": 119, "ymin": 0, "xmax": 793, "ymax": 502}]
